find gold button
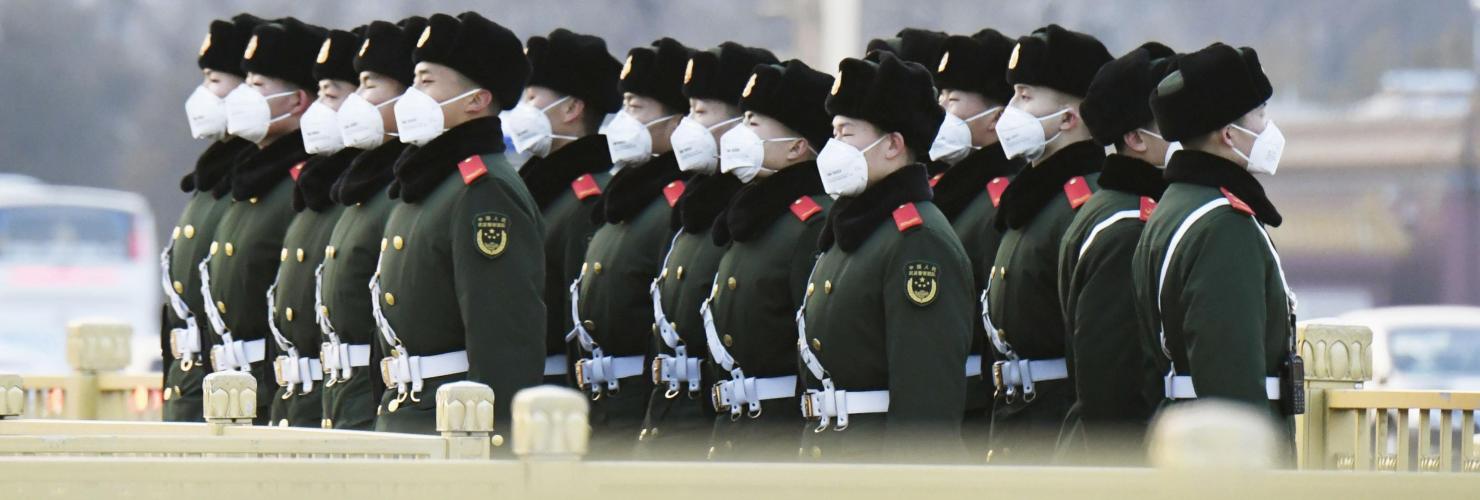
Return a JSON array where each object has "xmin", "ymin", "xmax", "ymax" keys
[
  {"xmin": 491, "ymin": 434, "xmax": 505, "ymax": 447},
  {"xmin": 393, "ymin": 236, "xmax": 404, "ymax": 250},
  {"xmin": 383, "ymin": 292, "xmax": 395, "ymax": 306},
  {"xmin": 210, "ymin": 242, "xmax": 219, "ymax": 255},
  {"xmin": 280, "ymin": 248, "xmax": 288, "ymax": 262},
  {"xmin": 723, "ymin": 334, "xmax": 733, "ymax": 347},
  {"xmin": 807, "ymin": 282, "xmax": 815, "ymax": 297},
  {"xmin": 676, "ymin": 266, "xmax": 685, "ymax": 280},
  {"xmin": 326, "ymin": 245, "xmax": 336, "ymax": 258},
  {"xmin": 381, "ymin": 238, "xmax": 388, "ymax": 251},
  {"xmin": 224, "ymin": 243, "xmax": 234, "ymax": 256},
  {"xmin": 581, "ymin": 262, "xmax": 589, "ymax": 275},
  {"xmin": 651, "ymin": 323, "xmax": 658, "ymax": 335},
  {"xmin": 296, "ymin": 248, "xmax": 305, "ymax": 262},
  {"xmin": 249, "ymin": 197, "xmax": 259, "ymax": 204},
  {"xmin": 670, "ymin": 321, "xmax": 678, "ymax": 332},
  {"xmin": 162, "ymin": 387, "xmax": 174, "ymax": 401},
  {"xmin": 184, "ymin": 225, "xmax": 196, "ymax": 239},
  {"xmin": 285, "ymin": 307, "xmax": 295, "ymax": 322},
  {"xmin": 824, "ymin": 280, "xmax": 833, "ymax": 294},
  {"xmin": 810, "ymin": 338, "xmax": 822, "ymax": 351},
  {"xmin": 216, "ymin": 301, "xmax": 226, "ymax": 314},
  {"xmin": 171, "ymin": 226, "xmax": 181, "ymax": 240},
  {"xmin": 593, "ymin": 262, "xmax": 603, "ymax": 274},
  {"xmin": 582, "ymin": 320, "xmax": 596, "ymax": 332},
  {"xmin": 320, "ymin": 305, "xmax": 329, "ymax": 318},
  {"xmin": 659, "ymin": 267, "xmax": 668, "ymax": 280},
  {"xmin": 727, "ymin": 277, "xmax": 737, "ymax": 290},
  {"xmin": 711, "ymin": 284, "xmax": 719, "ymax": 297},
  {"xmin": 173, "ymin": 281, "xmax": 184, "ymax": 294},
  {"xmin": 321, "ymin": 419, "xmax": 332, "ymax": 429}
]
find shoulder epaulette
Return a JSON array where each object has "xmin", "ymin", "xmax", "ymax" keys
[
  {"xmin": 790, "ymin": 196, "xmax": 822, "ymax": 222},
  {"xmin": 1064, "ymin": 176, "xmax": 1092, "ymax": 210},
  {"xmin": 892, "ymin": 202, "xmax": 923, "ymax": 232},
  {"xmin": 458, "ymin": 155, "xmax": 488, "ymax": 185}
]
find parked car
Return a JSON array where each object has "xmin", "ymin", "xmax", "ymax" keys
[
  {"xmin": 1334, "ymin": 306, "xmax": 1480, "ymax": 391},
  {"xmin": 0, "ymin": 180, "xmax": 158, "ymax": 374}
]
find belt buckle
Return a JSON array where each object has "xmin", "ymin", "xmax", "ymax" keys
[
  {"xmin": 650, "ymin": 356, "xmax": 663, "ymax": 386},
  {"xmin": 710, "ymin": 382, "xmax": 729, "ymax": 413},
  {"xmin": 991, "ymin": 362, "xmax": 1005, "ymax": 399},
  {"xmin": 273, "ymin": 356, "xmax": 288, "ymax": 386},
  {"xmin": 801, "ymin": 392, "xmax": 817, "ymax": 420},
  {"xmin": 574, "ymin": 359, "xmax": 587, "ymax": 390},
  {"xmin": 209, "ymin": 345, "xmax": 224, "ymax": 371},
  {"xmin": 169, "ymin": 330, "xmax": 182, "ymax": 359},
  {"xmin": 379, "ymin": 355, "xmax": 396, "ymax": 387}
]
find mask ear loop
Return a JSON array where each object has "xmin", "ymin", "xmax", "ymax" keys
[
  {"xmin": 373, "ymin": 96, "xmax": 403, "ymax": 137},
  {"xmin": 539, "ymin": 96, "xmax": 580, "ymax": 141},
  {"xmin": 1225, "ymin": 122, "xmax": 1262, "ymax": 164},
  {"xmin": 707, "ymin": 116, "xmax": 743, "ymax": 131},
  {"xmin": 263, "ymin": 90, "xmax": 301, "ymax": 124}
]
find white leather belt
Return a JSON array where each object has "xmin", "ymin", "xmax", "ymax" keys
[
  {"xmin": 991, "ymin": 357, "xmax": 1067, "ymax": 403},
  {"xmin": 965, "ymin": 354, "xmax": 983, "ymax": 377},
  {"xmin": 210, "ymin": 338, "xmax": 267, "ymax": 372},
  {"xmin": 160, "ymin": 239, "xmax": 203, "ymax": 370},
  {"xmin": 274, "ymin": 355, "xmax": 324, "ymax": 395},
  {"xmin": 574, "ymin": 353, "xmax": 644, "ymax": 396},
  {"xmin": 713, "ymin": 374, "xmax": 795, "ymax": 419},
  {"xmin": 1165, "ymin": 373, "xmax": 1281, "ymax": 400},
  {"xmin": 169, "ymin": 327, "xmax": 202, "ymax": 363},
  {"xmin": 379, "ymin": 350, "xmax": 469, "ymax": 397},
  {"xmin": 544, "ymin": 354, "xmax": 567, "ymax": 376},
  {"xmin": 320, "ymin": 341, "xmax": 371, "ymax": 383},
  {"xmin": 652, "ymin": 347, "xmax": 702, "ymax": 398},
  {"xmin": 802, "ymin": 380, "xmax": 889, "ymax": 431}
]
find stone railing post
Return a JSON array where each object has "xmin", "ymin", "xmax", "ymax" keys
[
  {"xmin": 0, "ymin": 374, "xmax": 22, "ymax": 419},
  {"xmin": 511, "ymin": 386, "xmax": 589, "ymax": 461},
  {"xmin": 64, "ymin": 320, "xmax": 132, "ymax": 420},
  {"xmin": 436, "ymin": 381, "xmax": 498, "ymax": 459},
  {"xmin": 1296, "ymin": 323, "xmax": 1373, "ymax": 470},
  {"xmin": 1148, "ymin": 399, "xmax": 1283, "ymax": 470},
  {"xmin": 202, "ymin": 371, "xmax": 257, "ymax": 432}
]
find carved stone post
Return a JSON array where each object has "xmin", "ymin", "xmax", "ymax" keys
[
  {"xmin": 436, "ymin": 381, "xmax": 497, "ymax": 459},
  {"xmin": 0, "ymin": 374, "xmax": 22, "ymax": 419},
  {"xmin": 512, "ymin": 385, "xmax": 589, "ymax": 461},
  {"xmin": 1296, "ymin": 323, "xmax": 1373, "ymax": 470},
  {"xmin": 64, "ymin": 320, "xmax": 132, "ymax": 420},
  {"xmin": 202, "ymin": 371, "xmax": 257, "ymax": 432}
]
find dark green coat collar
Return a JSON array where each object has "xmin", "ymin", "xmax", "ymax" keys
[
  {"xmin": 390, "ymin": 116, "xmax": 505, "ymax": 203},
  {"xmin": 1164, "ymin": 149, "xmax": 1282, "ymax": 226},
  {"xmin": 715, "ymin": 160, "xmax": 824, "ymax": 245},
  {"xmin": 993, "ymin": 139, "xmax": 1104, "ymax": 230},
  {"xmin": 671, "ymin": 173, "xmax": 742, "ymax": 233},
  {"xmin": 593, "ymin": 152, "xmax": 685, "ymax": 224},
  {"xmin": 519, "ymin": 134, "xmax": 612, "ymax": 209},
  {"xmin": 1097, "ymin": 153, "xmax": 1167, "ymax": 200},
  {"xmin": 333, "ymin": 141, "xmax": 406, "ymax": 206},
  {"xmin": 181, "ymin": 137, "xmax": 254, "ymax": 199},
  {"xmin": 294, "ymin": 147, "xmax": 361, "ymax": 212},
  {"xmin": 819, "ymin": 163, "xmax": 933, "ymax": 253},
  {"xmin": 230, "ymin": 132, "xmax": 309, "ymax": 201},
  {"xmin": 932, "ymin": 143, "xmax": 1022, "ymax": 219}
]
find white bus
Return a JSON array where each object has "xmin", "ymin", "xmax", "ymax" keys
[{"xmin": 0, "ymin": 176, "xmax": 158, "ymax": 374}]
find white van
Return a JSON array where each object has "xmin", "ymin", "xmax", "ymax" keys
[{"xmin": 0, "ymin": 177, "xmax": 158, "ymax": 374}]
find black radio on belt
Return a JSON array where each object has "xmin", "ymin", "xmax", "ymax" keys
[{"xmin": 1279, "ymin": 354, "xmax": 1305, "ymax": 416}]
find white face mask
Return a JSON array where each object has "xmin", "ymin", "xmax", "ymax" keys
[
  {"xmin": 394, "ymin": 87, "xmax": 483, "ymax": 147},
  {"xmin": 185, "ymin": 85, "xmax": 231, "ymax": 141},
  {"xmin": 338, "ymin": 92, "xmax": 398, "ymax": 150},
  {"xmin": 929, "ymin": 106, "xmax": 1000, "ymax": 164},
  {"xmin": 672, "ymin": 116, "xmax": 742, "ymax": 174},
  {"xmin": 719, "ymin": 125, "xmax": 803, "ymax": 183},
  {"xmin": 300, "ymin": 100, "xmax": 345, "ymax": 154},
  {"xmin": 604, "ymin": 110, "xmax": 676, "ymax": 169},
  {"xmin": 1137, "ymin": 128, "xmax": 1182, "ymax": 168},
  {"xmin": 816, "ymin": 135, "xmax": 887, "ymax": 198},
  {"xmin": 225, "ymin": 85, "xmax": 296, "ymax": 144},
  {"xmin": 502, "ymin": 96, "xmax": 577, "ymax": 157},
  {"xmin": 1229, "ymin": 120, "xmax": 1285, "ymax": 176},
  {"xmin": 995, "ymin": 105, "xmax": 1068, "ymax": 161}
]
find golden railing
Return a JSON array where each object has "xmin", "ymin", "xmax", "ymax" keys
[{"xmin": 13, "ymin": 321, "xmax": 163, "ymax": 420}]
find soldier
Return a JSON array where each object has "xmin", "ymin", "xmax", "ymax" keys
[
  {"xmin": 505, "ymin": 28, "xmax": 622, "ymax": 387},
  {"xmin": 568, "ymin": 38, "xmax": 692, "ymax": 458},
  {"xmin": 1055, "ymin": 42, "xmax": 1178, "ymax": 461},
  {"xmin": 640, "ymin": 41, "xmax": 777, "ymax": 459},
  {"xmin": 266, "ymin": 27, "xmax": 360, "ymax": 428},
  {"xmin": 202, "ymin": 17, "xmax": 323, "ymax": 425},
  {"xmin": 162, "ymin": 13, "xmax": 262, "ymax": 422},
  {"xmin": 1133, "ymin": 43, "xmax": 1299, "ymax": 448},
  {"xmin": 372, "ymin": 12, "xmax": 544, "ymax": 435},
  {"xmin": 703, "ymin": 59, "xmax": 834, "ymax": 461},
  {"xmin": 983, "ymin": 24, "xmax": 1110, "ymax": 463},
  {"xmin": 865, "ymin": 28, "xmax": 951, "ymax": 176},
  {"xmin": 923, "ymin": 28, "xmax": 1024, "ymax": 460},
  {"xmin": 797, "ymin": 52, "xmax": 973, "ymax": 463},
  {"xmin": 317, "ymin": 17, "xmax": 426, "ymax": 431}
]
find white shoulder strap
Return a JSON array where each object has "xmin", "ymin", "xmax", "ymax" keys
[
  {"xmin": 1156, "ymin": 198, "xmax": 1230, "ymax": 360},
  {"xmin": 1077, "ymin": 209, "xmax": 1141, "ymax": 260}
]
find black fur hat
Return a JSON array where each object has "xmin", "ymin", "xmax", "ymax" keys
[
  {"xmin": 933, "ymin": 28, "xmax": 1016, "ymax": 105},
  {"xmin": 241, "ymin": 17, "xmax": 327, "ymax": 91},
  {"xmin": 1081, "ymin": 42, "xmax": 1178, "ymax": 146},
  {"xmin": 526, "ymin": 28, "xmax": 623, "ymax": 114},
  {"xmin": 412, "ymin": 12, "xmax": 529, "ymax": 111},
  {"xmin": 1005, "ymin": 24, "xmax": 1112, "ymax": 98},
  {"xmin": 740, "ymin": 59, "xmax": 834, "ymax": 149},
  {"xmin": 354, "ymin": 17, "xmax": 426, "ymax": 87},
  {"xmin": 619, "ymin": 38, "xmax": 695, "ymax": 114},
  {"xmin": 312, "ymin": 28, "xmax": 362, "ymax": 85},
  {"xmin": 866, "ymin": 28, "xmax": 949, "ymax": 69},
  {"xmin": 683, "ymin": 42, "xmax": 779, "ymax": 105},
  {"xmin": 198, "ymin": 13, "xmax": 264, "ymax": 78},
  {"xmin": 825, "ymin": 51, "xmax": 945, "ymax": 159},
  {"xmin": 1150, "ymin": 43, "xmax": 1273, "ymax": 142}
]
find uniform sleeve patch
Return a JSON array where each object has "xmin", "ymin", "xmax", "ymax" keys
[
  {"xmin": 1220, "ymin": 188, "xmax": 1254, "ymax": 216},
  {"xmin": 987, "ymin": 176, "xmax": 1010, "ymax": 208},
  {"xmin": 571, "ymin": 173, "xmax": 602, "ymax": 201},
  {"xmin": 1140, "ymin": 196, "xmax": 1158, "ymax": 222},
  {"xmin": 473, "ymin": 212, "xmax": 509, "ymax": 258},
  {"xmin": 904, "ymin": 261, "xmax": 939, "ymax": 307},
  {"xmin": 892, "ymin": 203, "xmax": 923, "ymax": 232},
  {"xmin": 662, "ymin": 180, "xmax": 686, "ymax": 208},
  {"xmin": 790, "ymin": 196, "xmax": 822, "ymax": 222},
  {"xmin": 1064, "ymin": 176, "xmax": 1093, "ymax": 209},
  {"xmin": 458, "ymin": 155, "xmax": 489, "ymax": 185}
]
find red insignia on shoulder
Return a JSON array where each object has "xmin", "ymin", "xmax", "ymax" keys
[
  {"xmin": 662, "ymin": 180, "xmax": 686, "ymax": 208},
  {"xmin": 1064, "ymin": 176, "xmax": 1093, "ymax": 209},
  {"xmin": 987, "ymin": 176, "xmax": 1011, "ymax": 208},
  {"xmin": 892, "ymin": 203, "xmax": 923, "ymax": 232},
  {"xmin": 289, "ymin": 161, "xmax": 306, "ymax": 182},
  {"xmin": 570, "ymin": 173, "xmax": 602, "ymax": 201},
  {"xmin": 458, "ymin": 155, "xmax": 488, "ymax": 185},
  {"xmin": 928, "ymin": 173, "xmax": 944, "ymax": 188},
  {"xmin": 1140, "ymin": 196, "xmax": 1158, "ymax": 222},
  {"xmin": 1220, "ymin": 187, "xmax": 1254, "ymax": 215},
  {"xmin": 790, "ymin": 196, "xmax": 822, "ymax": 222}
]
